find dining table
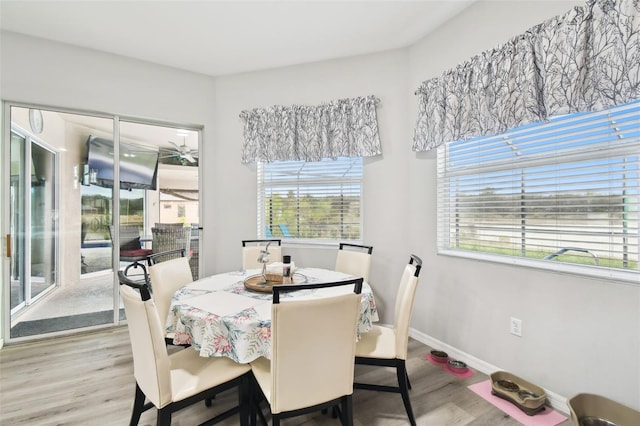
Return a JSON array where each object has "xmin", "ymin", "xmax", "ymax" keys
[{"xmin": 165, "ymin": 267, "xmax": 379, "ymax": 364}]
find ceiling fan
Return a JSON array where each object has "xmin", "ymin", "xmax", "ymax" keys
[{"xmin": 160, "ymin": 137, "xmax": 199, "ymax": 164}]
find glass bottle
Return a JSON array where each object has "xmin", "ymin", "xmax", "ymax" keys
[{"xmin": 283, "ymin": 255, "xmax": 291, "ymax": 283}]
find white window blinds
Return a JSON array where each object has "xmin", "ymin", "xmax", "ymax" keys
[
  {"xmin": 258, "ymin": 157, "xmax": 363, "ymax": 241},
  {"xmin": 438, "ymin": 99, "xmax": 640, "ymax": 274}
]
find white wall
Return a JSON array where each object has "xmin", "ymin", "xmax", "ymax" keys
[
  {"xmin": 2, "ymin": 0, "xmax": 639, "ymax": 412},
  {"xmin": 0, "ymin": 31, "xmax": 216, "ymax": 341},
  {"xmin": 407, "ymin": 0, "xmax": 639, "ymax": 410},
  {"xmin": 212, "ymin": 48, "xmax": 412, "ymax": 317}
]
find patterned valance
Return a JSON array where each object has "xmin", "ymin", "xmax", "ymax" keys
[
  {"xmin": 240, "ymin": 95, "xmax": 382, "ymax": 163},
  {"xmin": 413, "ymin": 0, "xmax": 640, "ymax": 152}
]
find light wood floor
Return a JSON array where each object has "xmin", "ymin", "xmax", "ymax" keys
[{"xmin": 0, "ymin": 327, "xmax": 570, "ymax": 425}]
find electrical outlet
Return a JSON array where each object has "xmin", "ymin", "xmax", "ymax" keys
[{"xmin": 510, "ymin": 317, "xmax": 522, "ymax": 337}]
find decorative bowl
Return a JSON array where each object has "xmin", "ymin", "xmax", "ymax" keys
[
  {"xmin": 430, "ymin": 350, "xmax": 449, "ymax": 363},
  {"xmin": 447, "ymin": 359, "xmax": 468, "ymax": 373}
]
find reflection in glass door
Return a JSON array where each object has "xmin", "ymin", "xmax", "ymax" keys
[
  {"xmin": 9, "ymin": 130, "xmax": 27, "ymax": 312},
  {"xmin": 8, "ymin": 106, "xmax": 116, "ymax": 340},
  {"xmin": 5, "ymin": 105, "xmax": 200, "ymax": 341},
  {"xmin": 9, "ymin": 128, "xmax": 58, "ymax": 315}
]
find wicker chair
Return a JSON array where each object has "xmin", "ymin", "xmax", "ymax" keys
[
  {"xmin": 153, "ymin": 222, "xmax": 184, "ymax": 230},
  {"xmin": 151, "ymin": 226, "xmax": 191, "ymax": 264}
]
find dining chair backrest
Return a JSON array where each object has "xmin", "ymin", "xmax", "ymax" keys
[
  {"xmin": 115, "ymin": 225, "xmax": 142, "ymax": 249},
  {"xmin": 393, "ymin": 255, "xmax": 422, "ymax": 360},
  {"xmin": 334, "ymin": 242, "xmax": 373, "ymax": 282},
  {"xmin": 109, "ymin": 225, "xmax": 146, "ymax": 255},
  {"xmin": 119, "ymin": 284, "xmax": 172, "ymax": 409},
  {"xmin": 117, "ymin": 270, "xmax": 150, "ymax": 293},
  {"xmin": 154, "ymin": 222, "xmax": 184, "ymax": 230},
  {"xmin": 111, "ymin": 225, "xmax": 153, "ymax": 285},
  {"xmin": 151, "ymin": 226, "xmax": 191, "ymax": 263},
  {"xmin": 149, "ymin": 256, "xmax": 193, "ymax": 328},
  {"xmin": 241, "ymin": 239, "xmax": 282, "ymax": 269},
  {"xmin": 269, "ymin": 278, "xmax": 362, "ymax": 414}
]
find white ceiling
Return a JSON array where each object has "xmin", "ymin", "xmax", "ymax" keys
[{"xmin": 0, "ymin": 0, "xmax": 474, "ymax": 77}]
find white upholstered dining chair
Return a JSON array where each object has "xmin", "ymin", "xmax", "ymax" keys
[
  {"xmin": 334, "ymin": 243, "xmax": 373, "ymax": 282},
  {"xmin": 242, "ymin": 239, "xmax": 282, "ymax": 270},
  {"xmin": 119, "ymin": 284, "xmax": 252, "ymax": 426},
  {"xmin": 148, "ymin": 252, "xmax": 193, "ymax": 346},
  {"xmin": 250, "ymin": 278, "xmax": 364, "ymax": 426},
  {"xmin": 353, "ymin": 254, "xmax": 422, "ymax": 426}
]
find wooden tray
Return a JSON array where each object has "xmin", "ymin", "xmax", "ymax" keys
[{"xmin": 244, "ymin": 272, "xmax": 307, "ymax": 293}]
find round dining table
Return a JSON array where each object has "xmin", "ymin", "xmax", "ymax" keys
[{"xmin": 166, "ymin": 267, "xmax": 379, "ymax": 364}]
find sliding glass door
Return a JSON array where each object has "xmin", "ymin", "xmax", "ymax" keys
[
  {"xmin": 9, "ymin": 128, "xmax": 58, "ymax": 314},
  {"xmin": 3, "ymin": 104, "xmax": 200, "ymax": 342}
]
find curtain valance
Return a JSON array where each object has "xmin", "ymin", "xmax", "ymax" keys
[
  {"xmin": 240, "ymin": 95, "xmax": 382, "ymax": 163},
  {"xmin": 413, "ymin": 0, "xmax": 640, "ymax": 152}
]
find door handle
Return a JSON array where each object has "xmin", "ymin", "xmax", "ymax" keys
[{"xmin": 5, "ymin": 234, "xmax": 10, "ymax": 258}]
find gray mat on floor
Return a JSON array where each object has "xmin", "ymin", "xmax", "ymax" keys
[{"xmin": 11, "ymin": 309, "xmax": 126, "ymax": 338}]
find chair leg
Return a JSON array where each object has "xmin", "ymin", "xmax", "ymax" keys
[
  {"xmin": 341, "ymin": 395, "xmax": 354, "ymax": 426},
  {"xmin": 396, "ymin": 360, "xmax": 416, "ymax": 426},
  {"xmin": 157, "ymin": 407, "xmax": 171, "ymax": 426},
  {"xmin": 204, "ymin": 396, "xmax": 214, "ymax": 407},
  {"xmin": 332, "ymin": 405, "xmax": 339, "ymax": 418},
  {"xmin": 272, "ymin": 414, "xmax": 280, "ymax": 426},
  {"xmin": 129, "ymin": 383, "xmax": 146, "ymax": 426},
  {"xmin": 407, "ymin": 370, "xmax": 412, "ymax": 390},
  {"xmin": 249, "ymin": 379, "xmax": 268, "ymax": 426},
  {"xmin": 239, "ymin": 375, "xmax": 249, "ymax": 426}
]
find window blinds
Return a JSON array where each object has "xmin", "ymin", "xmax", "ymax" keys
[
  {"xmin": 258, "ymin": 157, "xmax": 363, "ymax": 240},
  {"xmin": 438, "ymin": 99, "xmax": 640, "ymax": 272}
]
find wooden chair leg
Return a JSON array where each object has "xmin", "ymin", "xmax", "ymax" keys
[
  {"xmin": 129, "ymin": 383, "xmax": 146, "ymax": 426},
  {"xmin": 396, "ymin": 361, "xmax": 416, "ymax": 426}
]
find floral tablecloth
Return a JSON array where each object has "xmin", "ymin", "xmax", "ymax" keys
[{"xmin": 166, "ymin": 267, "xmax": 379, "ymax": 363}]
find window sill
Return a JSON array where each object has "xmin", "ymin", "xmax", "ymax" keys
[
  {"xmin": 279, "ymin": 238, "xmax": 363, "ymax": 250},
  {"xmin": 438, "ymin": 249, "xmax": 640, "ymax": 286}
]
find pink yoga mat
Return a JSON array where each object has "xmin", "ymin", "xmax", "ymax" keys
[
  {"xmin": 425, "ymin": 353, "xmax": 475, "ymax": 378},
  {"xmin": 468, "ymin": 380, "xmax": 568, "ymax": 426}
]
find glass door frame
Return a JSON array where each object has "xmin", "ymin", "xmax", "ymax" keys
[
  {"xmin": 8, "ymin": 123, "xmax": 60, "ymax": 315},
  {"xmin": 2, "ymin": 101, "xmax": 203, "ymax": 343}
]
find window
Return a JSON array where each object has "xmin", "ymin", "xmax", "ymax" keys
[
  {"xmin": 438, "ymin": 99, "xmax": 640, "ymax": 279},
  {"xmin": 258, "ymin": 157, "xmax": 363, "ymax": 241}
]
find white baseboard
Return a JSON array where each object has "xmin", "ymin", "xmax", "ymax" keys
[
  {"xmin": 0, "ymin": 338, "xmax": 4, "ymax": 350},
  {"xmin": 409, "ymin": 328, "xmax": 569, "ymax": 415}
]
